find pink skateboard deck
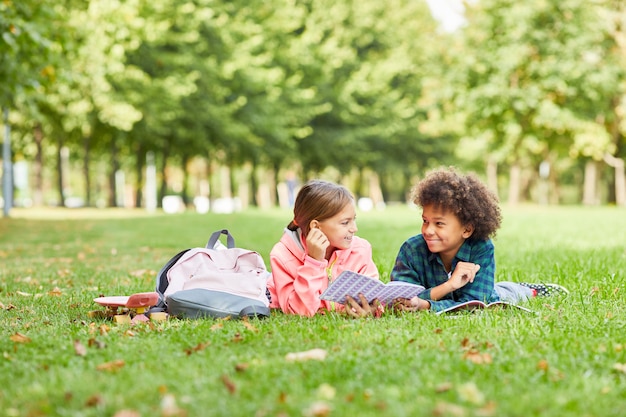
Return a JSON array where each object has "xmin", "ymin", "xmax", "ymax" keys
[
  {"xmin": 94, "ymin": 292, "xmax": 159, "ymax": 309},
  {"xmin": 91, "ymin": 292, "xmax": 161, "ymax": 323}
]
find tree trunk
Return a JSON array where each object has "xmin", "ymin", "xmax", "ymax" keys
[
  {"xmin": 604, "ymin": 153, "xmax": 626, "ymax": 207},
  {"xmin": 159, "ymin": 140, "xmax": 171, "ymax": 207},
  {"xmin": 56, "ymin": 137, "xmax": 66, "ymax": 207},
  {"xmin": 108, "ymin": 136, "xmax": 119, "ymax": 207},
  {"xmin": 249, "ymin": 161, "xmax": 258, "ymax": 207},
  {"xmin": 82, "ymin": 135, "xmax": 91, "ymax": 207},
  {"xmin": 181, "ymin": 153, "xmax": 190, "ymax": 206},
  {"xmin": 582, "ymin": 160, "xmax": 599, "ymax": 205},
  {"xmin": 32, "ymin": 123, "xmax": 44, "ymax": 206},
  {"xmin": 507, "ymin": 163, "xmax": 521, "ymax": 206},
  {"xmin": 134, "ymin": 143, "xmax": 145, "ymax": 208}
]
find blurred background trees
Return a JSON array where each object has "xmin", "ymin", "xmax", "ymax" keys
[{"xmin": 1, "ymin": 0, "xmax": 625, "ymax": 212}]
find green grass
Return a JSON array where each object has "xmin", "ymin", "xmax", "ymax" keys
[{"xmin": 1, "ymin": 205, "xmax": 626, "ymax": 417}]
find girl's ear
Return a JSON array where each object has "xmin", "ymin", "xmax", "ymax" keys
[
  {"xmin": 462, "ymin": 224, "xmax": 474, "ymax": 239},
  {"xmin": 309, "ymin": 220, "xmax": 319, "ymax": 230}
]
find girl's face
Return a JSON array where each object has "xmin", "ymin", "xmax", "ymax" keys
[
  {"xmin": 316, "ymin": 203, "xmax": 358, "ymax": 251},
  {"xmin": 421, "ymin": 204, "xmax": 473, "ymax": 266}
]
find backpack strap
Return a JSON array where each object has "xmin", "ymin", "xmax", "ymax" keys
[
  {"xmin": 149, "ymin": 248, "xmax": 190, "ymax": 314},
  {"xmin": 206, "ymin": 229, "xmax": 235, "ymax": 249}
]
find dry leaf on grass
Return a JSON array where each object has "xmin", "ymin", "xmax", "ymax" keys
[
  {"xmin": 10, "ymin": 333, "xmax": 31, "ymax": 343},
  {"xmin": 235, "ymin": 363, "xmax": 249, "ymax": 372},
  {"xmin": 303, "ymin": 401, "xmax": 331, "ymax": 417},
  {"xmin": 242, "ymin": 320, "xmax": 258, "ymax": 332},
  {"xmin": 96, "ymin": 359, "xmax": 125, "ymax": 372},
  {"xmin": 433, "ymin": 401, "xmax": 466, "ymax": 416},
  {"xmin": 457, "ymin": 382, "xmax": 485, "ymax": 405},
  {"xmin": 184, "ymin": 342, "xmax": 210, "ymax": 356},
  {"xmin": 74, "ymin": 340, "xmax": 87, "ymax": 356},
  {"xmin": 285, "ymin": 348, "xmax": 327, "ymax": 362},
  {"xmin": 161, "ymin": 393, "xmax": 186, "ymax": 417},
  {"xmin": 221, "ymin": 374, "xmax": 237, "ymax": 394},
  {"xmin": 463, "ymin": 349, "xmax": 492, "ymax": 365},
  {"xmin": 85, "ymin": 395, "xmax": 104, "ymax": 407},
  {"xmin": 48, "ymin": 287, "xmax": 62, "ymax": 296},
  {"xmin": 112, "ymin": 410, "xmax": 141, "ymax": 417},
  {"xmin": 613, "ymin": 363, "xmax": 626, "ymax": 374}
]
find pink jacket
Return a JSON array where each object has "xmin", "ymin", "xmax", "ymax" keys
[{"xmin": 267, "ymin": 228, "xmax": 379, "ymax": 316}]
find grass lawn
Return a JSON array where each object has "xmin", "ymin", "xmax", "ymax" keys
[{"xmin": 1, "ymin": 204, "xmax": 625, "ymax": 417}]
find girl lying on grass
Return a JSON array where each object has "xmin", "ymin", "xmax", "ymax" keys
[
  {"xmin": 267, "ymin": 179, "xmax": 383, "ymax": 317},
  {"xmin": 392, "ymin": 167, "xmax": 569, "ymax": 313}
]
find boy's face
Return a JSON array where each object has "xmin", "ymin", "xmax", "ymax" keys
[{"xmin": 420, "ymin": 204, "xmax": 473, "ymax": 262}]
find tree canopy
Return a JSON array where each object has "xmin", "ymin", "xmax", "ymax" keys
[{"xmin": 1, "ymin": 0, "xmax": 625, "ymax": 209}]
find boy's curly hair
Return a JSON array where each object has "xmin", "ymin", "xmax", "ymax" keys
[{"xmin": 412, "ymin": 167, "xmax": 502, "ymax": 241}]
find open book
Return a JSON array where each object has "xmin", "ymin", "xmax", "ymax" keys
[
  {"xmin": 320, "ymin": 270, "xmax": 425, "ymax": 306},
  {"xmin": 436, "ymin": 300, "xmax": 534, "ymax": 315}
]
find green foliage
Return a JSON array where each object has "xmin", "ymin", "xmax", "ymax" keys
[
  {"xmin": 1, "ymin": 206, "xmax": 626, "ymax": 416},
  {"xmin": 3, "ymin": 0, "xmax": 626, "ymax": 207}
]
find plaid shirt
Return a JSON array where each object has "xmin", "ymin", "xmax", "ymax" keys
[{"xmin": 391, "ymin": 234, "xmax": 499, "ymax": 312}]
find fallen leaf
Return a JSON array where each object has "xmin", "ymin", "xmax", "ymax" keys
[
  {"xmin": 242, "ymin": 321, "xmax": 258, "ymax": 333},
  {"xmin": 85, "ymin": 395, "xmax": 103, "ymax": 407},
  {"xmin": 435, "ymin": 382, "xmax": 453, "ymax": 393},
  {"xmin": 462, "ymin": 349, "xmax": 492, "ymax": 365},
  {"xmin": 96, "ymin": 359, "xmax": 125, "ymax": 372},
  {"xmin": 88, "ymin": 338, "xmax": 106, "ymax": 349},
  {"xmin": 285, "ymin": 348, "xmax": 328, "ymax": 362},
  {"xmin": 433, "ymin": 401, "xmax": 466, "ymax": 417},
  {"xmin": 235, "ymin": 363, "xmax": 249, "ymax": 372},
  {"xmin": 48, "ymin": 287, "xmax": 63, "ymax": 296},
  {"xmin": 210, "ymin": 323, "xmax": 223, "ymax": 331},
  {"xmin": 316, "ymin": 383, "xmax": 336, "ymax": 400},
  {"xmin": 74, "ymin": 340, "xmax": 87, "ymax": 356},
  {"xmin": 184, "ymin": 342, "xmax": 210, "ymax": 355},
  {"xmin": 161, "ymin": 393, "xmax": 186, "ymax": 417},
  {"xmin": 16, "ymin": 291, "xmax": 32, "ymax": 296},
  {"xmin": 99, "ymin": 324, "xmax": 110, "ymax": 335},
  {"xmin": 613, "ymin": 363, "xmax": 626, "ymax": 374},
  {"xmin": 303, "ymin": 401, "xmax": 331, "ymax": 417},
  {"xmin": 112, "ymin": 410, "xmax": 140, "ymax": 417},
  {"xmin": 537, "ymin": 359, "xmax": 549, "ymax": 371},
  {"xmin": 476, "ymin": 400, "xmax": 497, "ymax": 417},
  {"xmin": 457, "ymin": 382, "xmax": 484, "ymax": 405},
  {"xmin": 232, "ymin": 333, "xmax": 243, "ymax": 343},
  {"xmin": 221, "ymin": 374, "xmax": 237, "ymax": 394},
  {"xmin": 10, "ymin": 333, "xmax": 31, "ymax": 343}
]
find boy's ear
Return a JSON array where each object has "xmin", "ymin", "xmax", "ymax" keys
[{"xmin": 462, "ymin": 224, "xmax": 474, "ymax": 238}]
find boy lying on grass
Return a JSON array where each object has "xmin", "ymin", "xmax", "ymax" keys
[{"xmin": 391, "ymin": 167, "xmax": 568, "ymax": 313}]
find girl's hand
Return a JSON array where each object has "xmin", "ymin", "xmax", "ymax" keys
[
  {"xmin": 306, "ymin": 227, "xmax": 329, "ymax": 261},
  {"xmin": 392, "ymin": 296, "xmax": 430, "ymax": 312},
  {"xmin": 448, "ymin": 262, "xmax": 480, "ymax": 290},
  {"xmin": 344, "ymin": 294, "xmax": 384, "ymax": 318}
]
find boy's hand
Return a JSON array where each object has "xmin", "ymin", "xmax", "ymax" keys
[
  {"xmin": 392, "ymin": 296, "xmax": 430, "ymax": 311},
  {"xmin": 448, "ymin": 262, "xmax": 480, "ymax": 290}
]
